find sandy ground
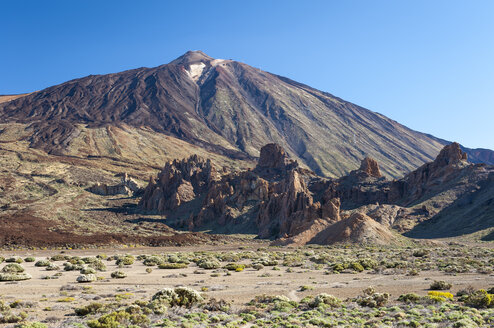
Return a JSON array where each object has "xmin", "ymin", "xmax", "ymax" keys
[{"xmin": 1, "ymin": 244, "xmax": 493, "ymax": 325}]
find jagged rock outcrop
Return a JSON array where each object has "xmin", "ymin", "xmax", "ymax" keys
[
  {"xmin": 88, "ymin": 173, "xmax": 140, "ymax": 196},
  {"xmin": 359, "ymin": 157, "xmax": 382, "ymax": 178},
  {"xmin": 139, "ymin": 155, "xmax": 217, "ymax": 211},
  {"xmin": 140, "ymin": 143, "xmax": 343, "ymax": 243},
  {"xmin": 139, "ymin": 142, "xmax": 494, "ymax": 244},
  {"xmin": 398, "ymin": 142, "xmax": 469, "ymax": 202}
]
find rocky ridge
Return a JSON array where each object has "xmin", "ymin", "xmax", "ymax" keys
[{"xmin": 140, "ymin": 142, "xmax": 494, "ymax": 244}]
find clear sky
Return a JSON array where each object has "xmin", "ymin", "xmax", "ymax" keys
[{"xmin": 1, "ymin": 0, "xmax": 493, "ymax": 150}]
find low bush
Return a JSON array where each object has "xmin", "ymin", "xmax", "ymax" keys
[
  {"xmin": 224, "ymin": 263, "xmax": 245, "ymax": 271},
  {"xmin": 463, "ymin": 289, "xmax": 493, "ymax": 308},
  {"xmin": 80, "ymin": 267, "xmax": 96, "ymax": 274},
  {"xmin": 0, "ymin": 273, "xmax": 32, "ymax": 281},
  {"xmin": 75, "ymin": 302, "xmax": 104, "ymax": 316},
  {"xmin": 310, "ymin": 293, "xmax": 341, "ymax": 308},
  {"xmin": 35, "ymin": 260, "xmax": 51, "ymax": 267},
  {"xmin": 151, "ymin": 287, "xmax": 203, "ymax": 308},
  {"xmin": 428, "ymin": 291, "xmax": 453, "ymax": 299},
  {"xmin": 111, "ymin": 270, "xmax": 127, "ymax": 279},
  {"xmin": 158, "ymin": 263, "xmax": 188, "ymax": 269},
  {"xmin": 76, "ymin": 274, "xmax": 97, "ymax": 283},
  {"xmin": 2, "ymin": 263, "xmax": 25, "ymax": 273},
  {"xmin": 398, "ymin": 293, "xmax": 421, "ymax": 303},
  {"xmin": 115, "ymin": 256, "xmax": 134, "ymax": 266},
  {"xmin": 87, "ymin": 311, "xmax": 149, "ymax": 328},
  {"xmin": 14, "ymin": 322, "xmax": 47, "ymax": 328},
  {"xmin": 355, "ymin": 287, "xmax": 389, "ymax": 308},
  {"xmin": 430, "ymin": 280, "xmax": 452, "ymax": 290},
  {"xmin": 197, "ymin": 259, "xmax": 221, "ymax": 270}
]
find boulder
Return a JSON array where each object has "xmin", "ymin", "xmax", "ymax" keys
[
  {"xmin": 87, "ymin": 172, "xmax": 140, "ymax": 196},
  {"xmin": 359, "ymin": 157, "xmax": 382, "ymax": 178},
  {"xmin": 256, "ymin": 143, "xmax": 289, "ymax": 169}
]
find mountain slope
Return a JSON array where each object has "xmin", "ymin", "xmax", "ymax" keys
[{"xmin": 1, "ymin": 50, "xmax": 492, "ymax": 177}]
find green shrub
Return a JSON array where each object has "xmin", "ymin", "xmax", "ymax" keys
[
  {"xmin": 88, "ymin": 260, "xmax": 107, "ymax": 272},
  {"xmin": 45, "ymin": 264, "xmax": 59, "ymax": 271},
  {"xmin": 5, "ymin": 257, "xmax": 23, "ymax": 263},
  {"xmin": 143, "ymin": 256, "xmax": 163, "ymax": 266},
  {"xmin": 50, "ymin": 254, "xmax": 68, "ymax": 261},
  {"xmin": 464, "ymin": 289, "xmax": 493, "ymax": 308},
  {"xmin": 197, "ymin": 259, "xmax": 221, "ymax": 269},
  {"xmin": 0, "ymin": 311, "xmax": 27, "ymax": 324},
  {"xmin": 24, "ymin": 257, "xmax": 35, "ymax": 263},
  {"xmin": 151, "ymin": 287, "xmax": 203, "ymax": 308},
  {"xmin": 111, "ymin": 271, "xmax": 127, "ymax": 279},
  {"xmin": 253, "ymin": 263, "xmax": 264, "ymax": 270},
  {"xmin": 14, "ymin": 322, "xmax": 47, "ymax": 328},
  {"xmin": 398, "ymin": 293, "xmax": 421, "ymax": 303},
  {"xmin": 80, "ymin": 267, "xmax": 97, "ymax": 274},
  {"xmin": 75, "ymin": 302, "xmax": 104, "ymax": 316},
  {"xmin": 310, "ymin": 293, "xmax": 341, "ymax": 308},
  {"xmin": 331, "ymin": 263, "xmax": 346, "ymax": 272},
  {"xmin": 350, "ymin": 262, "xmax": 364, "ymax": 272},
  {"xmin": 412, "ymin": 249, "xmax": 429, "ymax": 257},
  {"xmin": 64, "ymin": 262, "xmax": 83, "ymax": 271},
  {"xmin": 2, "ymin": 263, "xmax": 25, "ymax": 273},
  {"xmin": 35, "ymin": 260, "xmax": 51, "ymax": 267},
  {"xmin": 259, "ymin": 259, "xmax": 278, "ymax": 266},
  {"xmin": 0, "ymin": 273, "xmax": 32, "ymax": 281},
  {"xmin": 224, "ymin": 263, "xmax": 245, "ymax": 271},
  {"xmin": 355, "ymin": 287, "xmax": 389, "ymax": 308},
  {"xmin": 359, "ymin": 258, "xmax": 378, "ymax": 270},
  {"xmin": 430, "ymin": 280, "xmax": 452, "ymax": 290},
  {"xmin": 158, "ymin": 262, "xmax": 188, "ymax": 269},
  {"xmin": 87, "ymin": 310, "xmax": 149, "ymax": 328},
  {"xmin": 115, "ymin": 256, "xmax": 134, "ymax": 266}
]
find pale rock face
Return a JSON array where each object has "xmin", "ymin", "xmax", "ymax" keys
[
  {"xmin": 186, "ymin": 63, "xmax": 206, "ymax": 82},
  {"xmin": 87, "ymin": 172, "xmax": 140, "ymax": 196}
]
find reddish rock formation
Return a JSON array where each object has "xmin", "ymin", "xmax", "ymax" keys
[
  {"xmin": 359, "ymin": 157, "xmax": 382, "ymax": 178},
  {"xmin": 433, "ymin": 142, "xmax": 468, "ymax": 167},
  {"xmin": 257, "ymin": 143, "xmax": 289, "ymax": 169},
  {"xmin": 398, "ymin": 142, "xmax": 469, "ymax": 203},
  {"xmin": 139, "ymin": 155, "xmax": 217, "ymax": 212},
  {"xmin": 139, "ymin": 141, "xmax": 492, "ymax": 245}
]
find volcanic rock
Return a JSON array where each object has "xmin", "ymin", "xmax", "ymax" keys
[
  {"xmin": 359, "ymin": 157, "xmax": 382, "ymax": 178},
  {"xmin": 88, "ymin": 173, "xmax": 140, "ymax": 196},
  {"xmin": 139, "ymin": 155, "xmax": 217, "ymax": 212},
  {"xmin": 256, "ymin": 143, "xmax": 289, "ymax": 170},
  {"xmin": 139, "ymin": 141, "xmax": 494, "ymax": 244},
  {"xmin": 309, "ymin": 212, "xmax": 403, "ymax": 245}
]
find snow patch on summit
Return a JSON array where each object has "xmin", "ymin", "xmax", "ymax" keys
[{"xmin": 186, "ymin": 62, "xmax": 206, "ymax": 82}]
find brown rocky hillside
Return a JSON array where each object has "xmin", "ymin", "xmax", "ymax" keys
[{"xmin": 1, "ymin": 51, "xmax": 492, "ymax": 178}]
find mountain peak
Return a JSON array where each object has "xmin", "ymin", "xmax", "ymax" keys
[{"xmin": 171, "ymin": 50, "xmax": 214, "ymax": 65}]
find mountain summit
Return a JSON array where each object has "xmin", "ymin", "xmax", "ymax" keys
[{"xmin": 0, "ymin": 50, "xmax": 492, "ymax": 177}]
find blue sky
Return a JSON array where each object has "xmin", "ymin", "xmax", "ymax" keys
[{"xmin": 1, "ymin": 0, "xmax": 493, "ymax": 150}]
